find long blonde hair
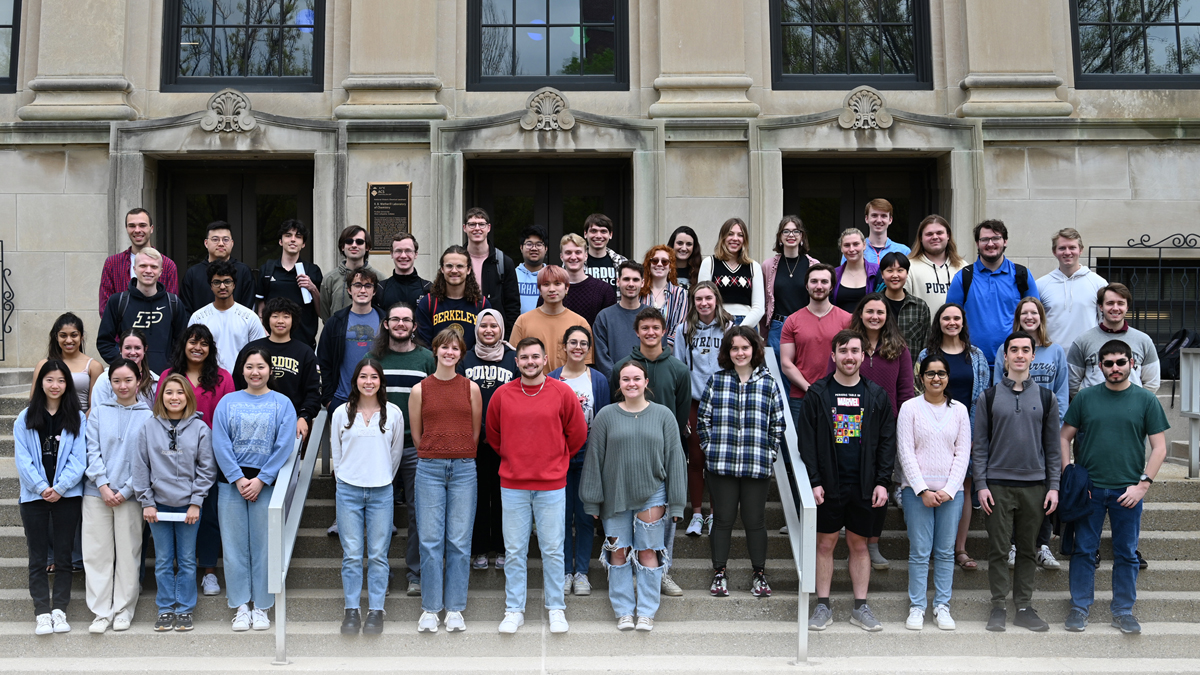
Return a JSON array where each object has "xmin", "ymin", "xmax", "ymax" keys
[{"xmin": 713, "ymin": 218, "xmax": 752, "ymax": 265}]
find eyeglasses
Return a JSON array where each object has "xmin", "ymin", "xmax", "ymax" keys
[
  {"xmin": 350, "ymin": 282, "xmax": 374, "ymax": 290},
  {"xmin": 566, "ymin": 339, "xmax": 590, "ymax": 349},
  {"xmin": 465, "ymin": 222, "xmax": 490, "ymax": 230},
  {"xmin": 978, "ymin": 236, "xmax": 1004, "ymax": 244},
  {"xmin": 523, "ymin": 241, "xmax": 546, "ymax": 249},
  {"xmin": 207, "ymin": 236, "xmax": 232, "ymax": 244},
  {"xmin": 346, "ymin": 238, "xmax": 367, "ymax": 246},
  {"xmin": 210, "ymin": 279, "xmax": 235, "ymax": 287},
  {"xmin": 1102, "ymin": 358, "xmax": 1130, "ymax": 368},
  {"xmin": 781, "ymin": 229, "xmax": 802, "ymax": 237},
  {"xmin": 394, "ymin": 248, "xmax": 416, "ymax": 256},
  {"xmin": 922, "ymin": 370, "xmax": 949, "ymax": 379},
  {"xmin": 387, "ymin": 317, "xmax": 414, "ymax": 325}
]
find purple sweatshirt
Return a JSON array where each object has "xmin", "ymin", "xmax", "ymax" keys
[{"xmin": 826, "ymin": 346, "xmax": 914, "ymax": 418}]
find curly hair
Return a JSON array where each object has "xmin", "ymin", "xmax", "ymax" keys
[
  {"xmin": 167, "ymin": 324, "xmax": 222, "ymax": 393},
  {"xmin": 431, "ymin": 245, "xmax": 483, "ymax": 304},
  {"xmin": 640, "ymin": 245, "xmax": 678, "ymax": 297},
  {"xmin": 848, "ymin": 293, "xmax": 907, "ymax": 362}
]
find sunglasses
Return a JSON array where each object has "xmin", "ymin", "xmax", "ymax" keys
[
  {"xmin": 167, "ymin": 428, "xmax": 177, "ymax": 452},
  {"xmin": 1102, "ymin": 358, "xmax": 1129, "ymax": 368},
  {"xmin": 346, "ymin": 238, "xmax": 367, "ymax": 246}
]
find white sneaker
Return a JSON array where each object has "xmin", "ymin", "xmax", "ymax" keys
[
  {"xmin": 201, "ymin": 573, "xmax": 221, "ymax": 596},
  {"xmin": 498, "ymin": 611, "xmax": 524, "ymax": 634},
  {"xmin": 1037, "ymin": 545, "xmax": 1061, "ymax": 569},
  {"xmin": 444, "ymin": 611, "xmax": 465, "ymax": 632},
  {"xmin": 616, "ymin": 615, "xmax": 635, "ymax": 631},
  {"xmin": 1007, "ymin": 544, "xmax": 1016, "ymax": 569},
  {"xmin": 660, "ymin": 574, "xmax": 683, "ymax": 597},
  {"xmin": 906, "ymin": 606, "xmax": 925, "ymax": 631},
  {"xmin": 779, "ymin": 525, "xmax": 789, "ymax": 535},
  {"xmin": 51, "ymin": 609, "xmax": 70, "ymax": 633},
  {"xmin": 326, "ymin": 520, "xmax": 339, "ymax": 536},
  {"xmin": 933, "ymin": 604, "xmax": 956, "ymax": 630},
  {"xmin": 635, "ymin": 616, "xmax": 654, "ymax": 632},
  {"xmin": 548, "ymin": 609, "xmax": 569, "ymax": 634},
  {"xmin": 565, "ymin": 574, "xmax": 574, "ymax": 595},
  {"xmin": 495, "ymin": 555, "xmax": 506, "ymax": 569},
  {"xmin": 685, "ymin": 513, "xmax": 704, "ymax": 536},
  {"xmin": 703, "ymin": 514, "xmax": 714, "ymax": 536},
  {"xmin": 231, "ymin": 604, "xmax": 251, "ymax": 632},
  {"xmin": 34, "ymin": 613, "xmax": 52, "ymax": 635},
  {"xmin": 89, "ymin": 616, "xmax": 110, "ymax": 634},
  {"xmin": 251, "ymin": 607, "xmax": 270, "ymax": 630},
  {"xmin": 112, "ymin": 615, "xmax": 131, "ymax": 631},
  {"xmin": 573, "ymin": 572, "xmax": 591, "ymax": 596},
  {"xmin": 417, "ymin": 611, "xmax": 439, "ymax": 633}
]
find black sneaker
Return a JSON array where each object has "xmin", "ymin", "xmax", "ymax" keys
[
  {"xmin": 710, "ymin": 568, "xmax": 729, "ymax": 597},
  {"xmin": 750, "ymin": 570, "xmax": 772, "ymax": 598},
  {"xmin": 1064, "ymin": 608, "xmax": 1088, "ymax": 632},
  {"xmin": 1014, "ymin": 607, "xmax": 1050, "ymax": 632},
  {"xmin": 174, "ymin": 613, "xmax": 193, "ymax": 632},
  {"xmin": 363, "ymin": 609, "xmax": 385, "ymax": 635},
  {"xmin": 1136, "ymin": 550, "xmax": 1148, "ymax": 570},
  {"xmin": 986, "ymin": 607, "xmax": 1006, "ymax": 632},
  {"xmin": 154, "ymin": 612, "xmax": 175, "ymax": 632},
  {"xmin": 1111, "ymin": 614, "xmax": 1141, "ymax": 634},
  {"xmin": 341, "ymin": 608, "xmax": 361, "ymax": 634},
  {"xmin": 1094, "ymin": 550, "xmax": 1101, "ymax": 569}
]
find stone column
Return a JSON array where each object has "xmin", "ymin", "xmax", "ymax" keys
[
  {"xmin": 956, "ymin": 0, "xmax": 1073, "ymax": 117},
  {"xmin": 17, "ymin": 0, "xmax": 137, "ymax": 121},
  {"xmin": 333, "ymin": 0, "xmax": 447, "ymax": 119}
]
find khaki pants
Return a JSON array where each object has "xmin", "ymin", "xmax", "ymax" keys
[
  {"xmin": 984, "ymin": 483, "xmax": 1046, "ymax": 610},
  {"xmin": 82, "ymin": 495, "xmax": 143, "ymax": 621}
]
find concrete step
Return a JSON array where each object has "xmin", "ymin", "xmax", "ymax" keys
[
  {"xmin": 0, "ymin": 396, "xmax": 25, "ymax": 417},
  {"xmin": 0, "ymin": 417, "xmax": 13, "ymax": 436}
]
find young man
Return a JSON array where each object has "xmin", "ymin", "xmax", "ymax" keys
[
  {"xmin": 973, "ymin": 331, "xmax": 1061, "ymax": 633},
  {"xmin": 463, "ymin": 207, "xmax": 521, "ymax": 333},
  {"xmin": 879, "ymin": 252, "xmax": 930, "ymax": 368},
  {"xmin": 515, "ymin": 225, "xmax": 548, "ymax": 314},
  {"xmin": 99, "ymin": 208, "xmax": 180, "ymax": 313},
  {"xmin": 511, "ymin": 265, "xmax": 591, "ymax": 373},
  {"xmin": 780, "ymin": 264, "xmax": 853, "ymax": 420},
  {"xmin": 1060, "ymin": 340, "xmax": 1168, "ymax": 635},
  {"xmin": 592, "ymin": 261, "xmax": 646, "ymax": 376},
  {"xmin": 377, "ymin": 233, "xmax": 432, "ymax": 312},
  {"xmin": 799, "ymin": 330, "xmax": 895, "ymax": 632},
  {"xmin": 1038, "ymin": 228, "xmax": 1108, "ymax": 349},
  {"xmin": 415, "ymin": 245, "xmax": 491, "ymax": 350},
  {"xmin": 946, "ymin": 219, "xmax": 1039, "ymax": 370},
  {"xmin": 254, "ymin": 219, "xmax": 323, "ymax": 350},
  {"xmin": 485, "ymin": 337, "xmax": 588, "ymax": 634},
  {"xmin": 583, "ymin": 213, "xmax": 627, "ymax": 288},
  {"xmin": 842, "ymin": 199, "xmax": 911, "ymax": 266},
  {"xmin": 558, "ymin": 233, "xmax": 617, "ymax": 325},
  {"xmin": 905, "ymin": 214, "xmax": 966, "ymax": 312},
  {"xmin": 319, "ymin": 225, "xmax": 382, "ymax": 321},
  {"xmin": 180, "ymin": 221, "xmax": 256, "ymax": 314},
  {"xmin": 188, "ymin": 260, "xmax": 266, "ymax": 373},
  {"xmin": 317, "ymin": 268, "xmax": 384, "ymax": 414},
  {"xmin": 97, "ymin": 247, "xmax": 189, "ymax": 374},
  {"xmin": 1067, "ymin": 283, "xmax": 1160, "ymax": 397},
  {"xmin": 235, "ymin": 297, "xmax": 321, "ymax": 440}
]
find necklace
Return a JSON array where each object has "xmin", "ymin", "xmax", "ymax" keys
[
  {"xmin": 783, "ymin": 255, "xmax": 800, "ymax": 278},
  {"xmin": 520, "ymin": 380, "xmax": 546, "ymax": 397}
]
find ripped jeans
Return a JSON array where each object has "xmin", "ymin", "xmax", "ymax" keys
[{"xmin": 601, "ymin": 483, "xmax": 669, "ymax": 619}]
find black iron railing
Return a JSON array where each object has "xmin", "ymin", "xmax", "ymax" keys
[
  {"xmin": 0, "ymin": 241, "xmax": 12, "ymax": 361},
  {"xmin": 1091, "ymin": 234, "xmax": 1200, "ymax": 346}
]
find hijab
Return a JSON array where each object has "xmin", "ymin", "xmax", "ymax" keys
[{"xmin": 473, "ymin": 308, "xmax": 511, "ymax": 362}]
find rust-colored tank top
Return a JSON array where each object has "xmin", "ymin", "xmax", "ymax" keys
[{"xmin": 417, "ymin": 374, "xmax": 476, "ymax": 459}]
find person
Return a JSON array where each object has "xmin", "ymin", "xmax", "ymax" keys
[
  {"xmin": 973, "ymin": 331, "xmax": 1061, "ymax": 633},
  {"xmin": 463, "ymin": 207, "xmax": 521, "ymax": 333},
  {"xmin": 672, "ymin": 281, "xmax": 735, "ymax": 537},
  {"xmin": 99, "ymin": 208, "xmax": 180, "ymax": 314},
  {"xmin": 515, "ymin": 225, "xmax": 548, "ymax": 314},
  {"xmin": 800, "ymin": 330, "xmax": 895, "ymax": 632},
  {"xmin": 761, "ymin": 216, "xmax": 820, "ymax": 361},
  {"xmin": 318, "ymin": 267, "xmax": 385, "ymax": 415},
  {"xmin": 1060, "ymin": 340, "xmax": 1168, "ymax": 635},
  {"xmin": 319, "ymin": 225, "xmax": 382, "ymax": 321},
  {"xmin": 946, "ymin": 219, "xmax": 1040, "ymax": 370},
  {"xmin": 91, "ymin": 329, "xmax": 158, "ymax": 408},
  {"xmin": 697, "ymin": 217, "xmax": 764, "ymax": 327},
  {"xmin": 331, "ymin": 359, "xmax": 405, "ymax": 635},
  {"xmin": 82, "ymin": 359, "xmax": 153, "ymax": 634},
  {"xmin": 878, "ymin": 252, "xmax": 931, "ymax": 368},
  {"xmin": 179, "ymin": 221, "xmax": 255, "ymax": 314},
  {"xmin": 832, "ymin": 228, "xmax": 881, "ymax": 313},
  {"xmin": 549, "ymin": 325, "xmax": 611, "ymax": 596},
  {"xmin": 511, "ymin": 265, "xmax": 592, "ymax": 374},
  {"xmin": 236, "ymin": 297, "xmax": 322, "ymax": 440},
  {"xmin": 1038, "ymin": 228, "xmax": 1108, "ymax": 349},
  {"xmin": 462, "ymin": 310, "xmax": 520, "ymax": 573},
  {"xmin": 1067, "ymin": 283, "xmax": 1160, "ymax": 397},
  {"xmin": 15, "ymin": 360, "xmax": 86, "ymax": 636},
  {"xmin": 97, "ymin": 247, "xmax": 189, "ymax": 375},
  {"xmin": 254, "ymin": 219, "xmax": 323, "ymax": 350},
  {"xmin": 594, "ymin": 261, "xmax": 647, "ymax": 376},
  {"xmin": 415, "ymin": 246, "xmax": 491, "ymax": 350},
  {"xmin": 906, "ymin": 215, "xmax": 966, "ymax": 312},
  {"xmin": 780, "ymin": 264, "xmax": 853, "ymax": 421},
  {"xmin": 669, "ymin": 226, "xmax": 702, "ymax": 290},
  {"xmin": 895, "ymin": 354, "xmax": 971, "ymax": 631},
  {"xmin": 582, "ymin": 360, "xmax": 686, "ymax": 632},
  {"xmin": 486, "ymin": 337, "xmax": 588, "ymax": 634},
  {"xmin": 189, "ymin": 260, "xmax": 267, "ymax": 374},
  {"xmin": 558, "ymin": 233, "xmax": 617, "ymax": 325},
  {"xmin": 640, "ymin": 246, "xmax": 688, "ymax": 346},
  {"xmin": 212, "ymin": 348, "xmax": 298, "ymax": 632},
  {"xmin": 376, "ymin": 232, "xmax": 432, "ymax": 314},
  {"xmin": 33, "ymin": 312, "xmax": 103, "ymax": 413},
  {"xmin": 697, "ymin": 327, "xmax": 786, "ymax": 599},
  {"xmin": 841, "ymin": 199, "xmax": 912, "ymax": 266},
  {"xmin": 131, "ymin": 373, "xmax": 216, "ymax": 633},
  {"xmin": 583, "ymin": 213, "xmax": 627, "ymax": 288}
]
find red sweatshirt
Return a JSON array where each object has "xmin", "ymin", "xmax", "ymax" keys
[{"xmin": 485, "ymin": 378, "xmax": 588, "ymax": 490}]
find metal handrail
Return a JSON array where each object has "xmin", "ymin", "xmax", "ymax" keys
[
  {"xmin": 1179, "ymin": 348, "xmax": 1200, "ymax": 479},
  {"xmin": 764, "ymin": 349, "xmax": 817, "ymax": 663},
  {"xmin": 268, "ymin": 410, "xmax": 327, "ymax": 665}
]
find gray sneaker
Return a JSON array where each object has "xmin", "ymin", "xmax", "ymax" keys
[
  {"xmin": 850, "ymin": 603, "xmax": 883, "ymax": 632},
  {"xmin": 807, "ymin": 603, "xmax": 833, "ymax": 631}
]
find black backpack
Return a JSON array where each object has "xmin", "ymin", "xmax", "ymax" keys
[
  {"xmin": 961, "ymin": 262, "xmax": 1030, "ymax": 304},
  {"xmin": 115, "ymin": 291, "xmax": 182, "ymax": 323},
  {"xmin": 1158, "ymin": 328, "xmax": 1199, "ymax": 408}
]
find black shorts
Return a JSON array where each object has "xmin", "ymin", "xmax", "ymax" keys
[{"xmin": 817, "ymin": 484, "xmax": 879, "ymax": 538}]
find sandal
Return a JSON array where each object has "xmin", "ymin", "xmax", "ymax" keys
[{"xmin": 955, "ymin": 550, "xmax": 977, "ymax": 570}]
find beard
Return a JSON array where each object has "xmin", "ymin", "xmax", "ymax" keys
[{"xmin": 980, "ymin": 245, "xmax": 1007, "ymax": 265}]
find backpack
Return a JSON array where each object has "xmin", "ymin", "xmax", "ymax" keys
[
  {"xmin": 494, "ymin": 248, "xmax": 506, "ymax": 280},
  {"xmin": 116, "ymin": 291, "xmax": 181, "ymax": 324},
  {"xmin": 961, "ymin": 263, "xmax": 1030, "ymax": 304},
  {"xmin": 1158, "ymin": 328, "xmax": 1200, "ymax": 408},
  {"xmin": 983, "ymin": 383, "xmax": 1054, "ymax": 444}
]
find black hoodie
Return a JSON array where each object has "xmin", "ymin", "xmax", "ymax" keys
[
  {"xmin": 376, "ymin": 269, "xmax": 432, "ymax": 312},
  {"xmin": 96, "ymin": 281, "xmax": 190, "ymax": 374}
]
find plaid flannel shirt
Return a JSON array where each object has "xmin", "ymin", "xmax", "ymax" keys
[
  {"xmin": 894, "ymin": 292, "xmax": 931, "ymax": 367},
  {"xmin": 697, "ymin": 365, "xmax": 786, "ymax": 479}
]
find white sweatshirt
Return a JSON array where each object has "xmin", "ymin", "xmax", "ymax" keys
[
  {"xmin": 330, "ymin": 402, "xmax": 405, "ymax": 488},
  {"xmin": 905, "ymin": 255, "xmax": 965, "ymax": 313},
  {"xmin": 1037, "ymin": 266, "xmax": 1108, "ymax": 349}
]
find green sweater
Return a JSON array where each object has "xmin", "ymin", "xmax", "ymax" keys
[
  {"xmin": 613, "ymin": 346, "xmax": 692, "ymax": 443},
  {"xmin": 579, "ymin": 403, "xmax": 688, "ymax": 521}
]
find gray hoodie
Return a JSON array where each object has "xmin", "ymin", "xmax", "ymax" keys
[
  {"xmin": 85, "ymin": 399, "xmax": 154, "ymax": 500},
  {"xmin": 132, "ymin": 413, "xmax": 217, "ymax": 508},
  {"xmin": 971, "ymin": 378, "xmax": 1062, "ymax": 491},
  {"xmin": 672, "ymin": 318, "xmax": 732, "ymax": 400}
]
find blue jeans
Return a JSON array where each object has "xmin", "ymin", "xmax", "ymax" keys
[
  {"xmin": 902, "ymin": 488, "xmax": 963, "ymax": 609},
  {"xmin": 217, "ymin": 481, "xmax": 274, "ymax": 609},
  {"xmin": 1070, "ymin": 487, "xmax": 1143, "ymax": 617},
  {"xmin": 501, "ymin": 487, "xmax": 566, "ymax": 613},
  {"xmin": 767, "ymin": 319, "xmax": 785, "ymax": 367},
  {"xmin": 335, "ymin": 481, "xmax": 393, "ymax": 612},
  {"xmin": 565, "ymin": 462, "xmax": 595, "ymax": 575},
  {"xmin": 415, "ymin": 458, "xmax": 477, "ymax": 613},
  {"xmin": 602, "ymin": 483, "xmax": 668, "ymax": 619},
  {"xmin": 147, "ymin": 503, "xmax": 200, "ymax": 614}
]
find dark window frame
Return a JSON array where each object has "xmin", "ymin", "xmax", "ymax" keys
[
  {"xmin": 160, "ymin": 0, "xmax": 326, "ymax": 93},
  {"xmin": 0, "ymin": 0, "xmax": 21, "ymax": 94},
  {"xmin": 466, "ymin": 0, "xmax": 630, "ymax": 92},
  {"xmin": 1071, "ymin": 0, "xmax": 1200, "ymax": 89},
  {"xmin": 769, "ymin": 0, "xmax": 933, "ymax": 91}
]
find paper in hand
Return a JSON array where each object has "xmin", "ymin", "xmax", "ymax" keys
[{"xmin": 296, "ymin": 262, "xmax": 313, "ymax": 304}]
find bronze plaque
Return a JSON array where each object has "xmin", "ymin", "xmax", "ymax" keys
[{"xmin": 367, "ymin": 182, "xmax": 412, "ymax": 252}]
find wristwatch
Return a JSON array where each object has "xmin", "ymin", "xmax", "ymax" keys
[{"xmin": 1139, "ymin": 473, "xmax": 1153, "ymax": 484}]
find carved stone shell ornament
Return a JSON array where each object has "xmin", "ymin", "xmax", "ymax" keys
[
  {"xmin": 520, "ymin": 87, "xmax": 575, "ymax": 131},
  {"xmin": 837, "ymin": 86, "xmax": 893, "ymax": 130},
  {"xmin": 200, "ymin": 88, "xmax": 258, "ymax": 133}
]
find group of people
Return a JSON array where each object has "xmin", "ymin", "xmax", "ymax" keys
[{"xmin": 16, "ymin": 200, "xmax": 1167, "ymax": 639}]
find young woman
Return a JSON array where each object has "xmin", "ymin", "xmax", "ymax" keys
[
  {"xmin": 993, "ymin": 297, "xmax": 1068, "ymax": 420},
  {"xmin": 640, "ymin": 245, "xmax": 689, "ymax": 346},
  {"xmin": 331, "ymin": 359, "xmax": 405, "ymax": 635},
  {"xmin": 91, "ymin": 330, "xmax": 158, "ymax": 408},
  {"xmin": 550, "ymin": 325, "xmax": 611, "ymax": 596},
  {"xmin": 832, "ymin": 228, "xmax": 881, "ymax": 313},
  {"xmin": 212, "ymin": 348, "xmax": 297, "ymax": 632},
  {"xmin": 697, "ymin": 218, "xmax": 764, "ymax": 328},
  {"xmin": 409, "ymin": 330, "xmax": 482, "ymax": 634},
  {"xmin": 132, "ymin": 373, "xmax": 216, "ymax": 633},
  {"xmin": 842, "ymin": 293, "xmax": 916, "ymax": 418},
  {"xmin": 81, "ymin": 359, "xmax": 153, "ymax": 634},
  {"xmin": 896, "ymin": 354, "xmax": 971, "ymax": 631},
  {"xmin": 761, "ymin": 216, "xmax": 821, "ymax": 361},
  {"xmin": 669, "ymin": 226, "xmax": 702, "ymax": 290},
  {"xmin": 33, "ymin": 313, "xmax": 103, "ymax": 414},
  {"xmin": 670, "ymin": 281, "xmax": 735, "ymax": 537},
  {"xmin": 697, "ymin": 328, "xmax": 786, "ymax": 599},
  {"xmin": 878, "ymin": 252, "xmax": 931, "ymax": 369},
  {"xmin": 581, "ymin": 360, "xmax": 686, "ymax": 632},
  {"xmin": 15, "ymin": 360, "xmax": 86, "ymax": 635}
]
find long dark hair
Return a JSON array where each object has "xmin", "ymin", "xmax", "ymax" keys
[
  {"xmin": 118, "ymin": 329, "xmax": 155, "ymax": 400},
  {"xmin": 848, "ymin": 293, "xmax": 907, "ymax": 361},
  {"xmin": 669, "ymin": 226, "xmax": 703, "ymax": 287},
  {"xmin": 926, "ymin": 302, "xmax": 974, "ymax": 363},
  {"xmin": 345, "ymin": 359, "xmax": 389, "ymax": 432},
  {"xmin": 27, "ymin": 360, "xmax": 82, "ymax": 437},
  {"xmin": 47, "ymin": 313, "xmax": 86, "ymax": 360},
  {"xmin": 431, "ymin": 245, "xmax": 483, "ymax": 304},
  {"xmin": 168, "ymin": 324, "xmax": 222, "ymax": 393}
]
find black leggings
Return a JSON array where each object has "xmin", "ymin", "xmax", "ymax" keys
[
  {"xmin": 21, "ymin": 497, "xmax": 82, "ymax": 617},
  {"xmin": 707, "ymin": 472, "xmax": 770, "ymax": 570}
]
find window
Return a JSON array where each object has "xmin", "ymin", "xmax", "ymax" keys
[
  {"xmin": 1073, "ymin": 0, "xmax": 1200, "ymax": 88},
  {"xmin": 770, "ymin": 0, "xmax": 932, "ymax": 90},
  {"xmin": 0, "ymin": 0, "xmax": 21, "ymax": 94},
  {"xmin": 467, "ymin": 0, "xmax": 629, "ymax": 91},
  {"xmin": 161, "ymin": 0, "xmax": 325, "ymax": 92}
]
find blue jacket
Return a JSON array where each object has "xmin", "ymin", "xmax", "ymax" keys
[
  {"xmin": 549, "ymin": 366, "xmax": 611, "ymax": 466},
  {"xmin": 946, "ymin": 258, "xmax": 1040, "ymax": 367},
  {"xmin": 14, "ymin": 408, "xmax": 87, "ymax": 503},
  {"xmin": 1058, "ymin": 462, "xmax": 1093, "ymax": 555}
]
